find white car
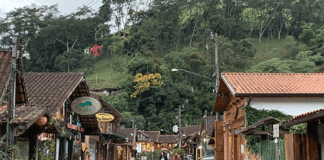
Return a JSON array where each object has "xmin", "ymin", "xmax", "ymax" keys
[
  {"xmin": 184, "ymin": 154, "xmax": 194, "ymax": 160},
  {"xmin": 202, "ymin": 156, "xmax": 214, "ymax": 160}
]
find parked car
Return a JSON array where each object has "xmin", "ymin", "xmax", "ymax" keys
[
  {"xmin": 184, "ymin": 154, "xmax": 194, "ymax": 160},
  {"xmin": 202, "ymin": 156, "xmax": 214, "ymax": 160}
]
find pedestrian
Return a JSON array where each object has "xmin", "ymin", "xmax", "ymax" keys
[
  {"xmin": 172, "ymin": 153, "xmax": 181, "ymax": 160},
  {"xmin": 160, "ymin": 152, "xmax": 165, "ymax": 160},
  {"xmin": 164, "ymin": 152, "xmax": 168, "ymax": 160}
]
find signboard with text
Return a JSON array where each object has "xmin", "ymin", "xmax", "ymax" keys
[
  {"xmin": 273, "ymin": 124, "xmax": 279, "ymax": 138},
  {"xmin": 95, "ymin": 113, "xmax": 115, "ymax": 122},
  {"xmin": 71, "ymin": 97, "xmax": 102, "ymax": 115},
  {"xmin": 67, "ymin": 124, "xmax": 84, "ymax": 132}
]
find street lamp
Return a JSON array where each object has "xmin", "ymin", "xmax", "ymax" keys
[{"xmin": 125, "ymin": 137, "xmax": 129, "ymax": 160}]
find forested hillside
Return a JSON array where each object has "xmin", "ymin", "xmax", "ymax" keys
[{"xmin": 1, "ymin": 0, "xmax": 324, "ymax": 132}]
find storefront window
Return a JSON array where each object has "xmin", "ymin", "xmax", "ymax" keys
[{"xmin": 90, "ymin": 141, "xmax": 97, "ymax": 160}]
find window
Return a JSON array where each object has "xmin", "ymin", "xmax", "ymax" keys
[
  {"xmin": 90, "ymin": 142, "xmax": 97, "ymax": 160},
  {"xmin": 107, "ymin": 123, "xmax": 112, "ymax": 134}
]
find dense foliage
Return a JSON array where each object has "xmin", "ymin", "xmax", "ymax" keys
[
  {"xmin": 244, "ymin": 106, "xmax": 292, "ymax": 154},
  {"xmin": 2, "ymin": 0, "xmax": 324, "ymax": 131}
]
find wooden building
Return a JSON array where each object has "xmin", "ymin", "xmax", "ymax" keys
[
  {"xmin": 0, "ymin": 68, "xmax": 101, "ymax": 160},
  {"xmin": 285, "ymin": 109, "xmax": 324, "ymax": 160},
  {"xmin": 85, "ymin": 93, "xmax": 124, "ymax": 160},
  {"xmin": 180, "ymin": 125, "xmax": 201, "ymax": 159},
  {"xmin": 0, "ymin": 50, "xmax": 29, "ymax": 158},
  {"xmin": 213, "ymin": 73, "xmax": 324, "ymax": 160},
  {"xmin": 23, "ymin": 72, "xmax": 101, "ymax": 160},
  {"xmin": 116, "ymin": 125, "xmax": 137, "ymax": 160},
  {"xmin": 136, "ymin": 130, "xmax": 160, "ymax": 153},
  {"xmin": 156, "ymin": 135, "xmax": 178, "ymax": 152}
]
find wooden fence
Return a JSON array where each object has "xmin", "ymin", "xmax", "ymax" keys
[{"xmin": 284, "ymin": 134, "xmax": 320, "ymax": 160}]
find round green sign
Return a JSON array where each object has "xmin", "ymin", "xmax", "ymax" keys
[{"xmin": 71, "ymin": 97, "xmax": 102, "ymax": 115}]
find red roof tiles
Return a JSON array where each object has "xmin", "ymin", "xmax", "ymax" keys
[
  {"xmin": 288, "ymin": 109, "xmax": 324, "ymax": 122},
  {"xmin": 285, "ymin": 109, "xmax": 324, "ymax": 128},
  {"xmin": 222, "ymin": 72, "xmax": 324, "ymax": 96}
]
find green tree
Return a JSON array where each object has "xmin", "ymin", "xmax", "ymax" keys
[{"xmin": 299, "ymin": 28, "xmax": 316, "ymax": 45}]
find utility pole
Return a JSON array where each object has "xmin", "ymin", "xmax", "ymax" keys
[
  {"xmin": 8, "ymin": 37, "xmax": 17, "ymax": 147},
  {"xmin": 132, "ymin": 117, "xmax": 135, "ymax": 128},
  {"xmin": 213, "ymin": 33, "xmax": 221, "ymax": 121},
  {"xmin": 178, "ymin": 105, "xmax": 182, "ymax": 149},
  {"xmin": 205, "ymin": 110, "xmax": 207, "ymax": 156}
]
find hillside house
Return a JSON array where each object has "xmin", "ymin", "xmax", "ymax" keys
[
  {"xmin": 90, "ymin": 43, "xmax": 103, "ymax": 57},
  {"xmin": 213, "ymin": 73, "xmax": 324, "ymax": 160}
]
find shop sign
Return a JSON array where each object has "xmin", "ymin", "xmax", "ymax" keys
[
  {"xmin": 71, "ymin": 97, "xmax": 102, "ymax": 115},
  {"xmin": 67, "ymin": 124, "xmax": 84, "ymax": 132},
  {"xmin": 95, "ymin": 113, "xmax": 115, "ymax": 122},
  {"xmin": 273, "ymin": 124, "xmax": 279, "ymax": 138},
  {"xmin": 82, "ymin": 143, "xmax": 86, "ymax": 152}
]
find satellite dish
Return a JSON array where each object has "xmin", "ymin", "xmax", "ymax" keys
[{"xmin": 172, "ymin": 125, "xmax": 178, "ymax": 133}]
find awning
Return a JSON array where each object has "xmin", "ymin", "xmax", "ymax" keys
[{"xmin": 101, "ymin": 132, "xmax": 128, "ymax": 143}]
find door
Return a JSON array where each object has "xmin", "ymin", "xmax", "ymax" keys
[
  {"xmin": 90, "ymin": 141, "xmax": 97, "ymax": 160},
  {"xmin": 234, "ymin": 135, "xmax": 238, "ymax": 160}
]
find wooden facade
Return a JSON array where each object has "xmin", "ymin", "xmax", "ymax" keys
[
  {"xmin": 213, "ymin": 72, "xmax": 324, "ymax": 160},
  {"xmin": 221, "ymin": 98, "xmax": 246, "ymax": 160}
]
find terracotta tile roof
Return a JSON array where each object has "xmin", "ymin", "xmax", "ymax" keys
[
  {"xmin": 90, "ymin": 93, "xmax": 122, "ymax": 118},
  {"xmin": 285, "ymin": 109, "xmax": 324, "ymax": 128},
  {"xmin": 222, "ymin": 72, "xmax": 324, "ymax": 96},
  {"xmin": 137, "ymin": 131, "xmax": 160, "ymax": 142},
  {"xmin": 24, "ymin": 72, "xmax": 84, "ymax": 114},
  {"xmin": 0, "ymin": 51, "xmax": 12, "ymax": 99},
  {"xmin": 158, "ymin": 135, "xmax": 178, "ymax": 143},
  {"xmin": 117, "ymin": 126, "xmax": 137, "ymax": 145},
  {"xmin": 182, "ymin": 125, "xmax": 201, "ymax": 139}
]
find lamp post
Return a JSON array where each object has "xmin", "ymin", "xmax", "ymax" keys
[{"xmin": 125, "ymin": 137, "xmax": 129, "ymax": 160}]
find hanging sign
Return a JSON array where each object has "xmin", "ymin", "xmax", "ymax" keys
[
  {"xmin": 67, "ymin": 124, "xmax": 84, "ymax": 132},
  {"xmin": 71, "ymin": 97, "xmax": 102, "ymax": 115},
  {"xmin": 273, "ymin": 124, "xmax": 279, "ymax": 138},
  {"xmin": 95, "ymin": 113, "xmax": 115, "ymax": 122},
  {"xmin": 82, "ymin": 143, "xmax": 86, "ymax": 152}
]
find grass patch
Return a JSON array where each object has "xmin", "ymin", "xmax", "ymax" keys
[
  {"xmin": 249, "ymin": 35, "xmax": 287, "ymax": 66},
  {"xmin": 76, "ymin": 58, "xmax": 127, "ymax": 88}
]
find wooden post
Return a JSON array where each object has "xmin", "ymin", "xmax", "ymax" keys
[
  {"xmin": 215, "ymin": 121, "xmax": 224, "ymax": 160},
  {"xmin": 284, "ymin": 134, "xmax": 294, "ymax": 160}
]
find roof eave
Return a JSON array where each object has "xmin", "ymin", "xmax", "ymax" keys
[
  {"xmin": 285, "ymin": 111, "xmax": 324, "ymax": 128},
  {"xmin": 221, "ymin": 74, "xmax": 236, "ymax": 96},
  {"xmin": 235, "ymin": 93, "xmax": 324, "ymax": 97}
]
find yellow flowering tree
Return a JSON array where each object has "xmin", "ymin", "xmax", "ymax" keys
[{"xmin": 131, "ymin": 73, "xmax": 164, "ymax": 98}]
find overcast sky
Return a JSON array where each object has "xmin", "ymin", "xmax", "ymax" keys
[{"xmin": 0, "ymin": 0, "xmax": 102, "ymax": 18}]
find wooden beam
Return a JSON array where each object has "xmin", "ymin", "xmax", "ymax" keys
[{"xmin": 247, "ymin": 131, "xmax": 289, "ymax": 135}]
